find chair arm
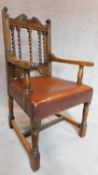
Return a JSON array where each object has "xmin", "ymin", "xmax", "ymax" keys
[
  {"xmin": 7, "ymin": 54, "xmax": 40, "ymax": 71},
  {"xmin": 49, "ymin": 55, "xmax": 94, "ymax": 67},
  {"xmin": 7, "ymin": 54, "xmax": 31, "ymax": 94},
  {"xmin": 7, "ymin": 54, "xmax": 31, "ymax": 70},
  {"xmin": 7, "ymin": 54, "xmax": 48, "ymax": 94},
  {"xmin": 49, "ymin": 54, "xmax": 94, "ymax": 83}
]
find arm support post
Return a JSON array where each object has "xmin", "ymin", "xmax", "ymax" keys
[
  {"xmin": 49, "ymin": 55, "xmax": 94, "ymax": 83},
  {"xmin": 77, "ymin": 65, "xmax": 84, "ymax": 84},
  {"xmin": 23, "ymin": 70, "xmax": 30, "ymax": 95}
]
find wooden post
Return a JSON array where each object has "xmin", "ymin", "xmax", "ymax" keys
[
  {"xmin": 46, "ymin": 19, "xmax": 52, "ymax": 75},
  {"xmin": 17, "ymin": 27, "xmax": 22, "ymax": 59},
  {"xmin": 23, "ymin": 70, "xmax": 30, "ymax": 95},
  {"xmin": 8, "ymin": 96, "xmax": 15, "ymax": 128},
  {"xmin": 77, "ymin": 65, "xmax": 84, "ymax": 83},
  {"xmin": 28, "ymin": 29, "xmax": 33, "ymax": 61},
  {"xmin": 79, "ymin": 102, "xmax": 89, "ymax": 137},
  {"xmin": 30, "ymin": 119, "xmax": 41, "ymax": 171},
  {"xmin": 38, "ymin": 31, "xmax": 42, "ymax": 64}
]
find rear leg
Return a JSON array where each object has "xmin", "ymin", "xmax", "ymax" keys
[{"xmin": 8, "ymin": 95, "xmax": 15, "ymax": 128}]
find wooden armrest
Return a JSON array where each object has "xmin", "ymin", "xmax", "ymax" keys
[
  {"xmin": 7, "ymin": 54, "xmax": 40, "ymax": 71},
  {"xmin": 49, "ymin": 55, "xmax": 94, "ymax": 67},
  {"xmin": 7, "ymin": 54, "xmax": 31, "ymax": 70},
  {"xmin": 49, "ymin": 54, "xmax": 94, "ymax": 83},
  {"xmin": 7, "ymin": 54, "xmax": 31, "ymax": 94}
]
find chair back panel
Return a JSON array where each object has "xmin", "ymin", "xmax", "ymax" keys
[
  {"xmin": 10, "ymin": 15, "xmax": 48, "ymax": 64},
  {"xmin": 2, "ymin": 7, "xmax": 52, "ymax": 78}
]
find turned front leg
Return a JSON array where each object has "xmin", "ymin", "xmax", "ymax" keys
[
  {"xmin": 79, "ymin": 102, "xmax": 89, "ymax": 137},
  {"xmin": 8, "ymin": 95, "xmax": 15, "ymax": 128},
  {"xmin": 30, "ymin": 119, "xmax": 41, "ymax": 171}
]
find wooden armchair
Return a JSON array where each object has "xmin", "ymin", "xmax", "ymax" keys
[{"xmin": 2, "ymin": 7, "xmax": 94, "ymax": 171}]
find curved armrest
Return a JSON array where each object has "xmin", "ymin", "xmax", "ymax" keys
[
  {"xmin": 7, "ymin": 54, "xmax": 32, "ymax": 94},
  {"xmin": 7, "ymin": 54, "xmax": 31, "ymax": 70},
  {"xmin": 49, "ymin": 54, "xmax": 94, "ymax": 83},
  {"xmin": 49, "ymin": 55, "xmax": 94, "ymax": 67},
  {"xmin": 7, "ymin": 54, "xmax": 48, "ymax": 94},
  {"xmin": 7, "ymin": 54, "xmax": 40, "ymax": 71}
]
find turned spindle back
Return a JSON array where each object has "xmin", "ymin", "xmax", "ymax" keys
[{"xmin": 2, "ymin": 7, "xmax": 51, "ymax": 77}]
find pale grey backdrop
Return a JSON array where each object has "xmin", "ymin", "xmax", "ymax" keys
[{"xmin": 0, "ymin": 0, "xmax": 98, "ymax": 175}]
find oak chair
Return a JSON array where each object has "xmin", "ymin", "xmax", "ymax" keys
[{"xmin": 2, "ymin": 7, "xmax": 94, "ymax": 171}]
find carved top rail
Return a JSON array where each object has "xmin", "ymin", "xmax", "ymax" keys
[{"xmin": 10, "ymin": 15, "xmax": 48, "ymax": 32}]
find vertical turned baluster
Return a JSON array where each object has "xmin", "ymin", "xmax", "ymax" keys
[
  {"xmin": 8, "ymin": 95, "xmax": 15, "ymax": 128},
  {"xmin": 77, "ymin": 65, "xmax": 84, "ymax": 83},
  {"xmin": 79, "ymin": 102, "xmax": 89, "ymax": 137},
  {"xmin": 30, "ymin": 119, "xmax": 41, "ymax": 171},
  {"xmin": 17, "ymin": 28, "xmax": 22, "ymax": 59},
  {"xmin": 23, "ymin": 70, "xmax": 30, "ymax": 95},
  {"xmin": 10, "ymin": 27, "xmax": 16, "ymax": 55},
  {"xmin": 38, "ymin": 31, "xmax": 42, "ymax": 63},
  {"xmin": 43, "ymin": 32, "xmax": 47, "ymax": 63},
  {"xmin": 28, "ymin": 29, "xmax": 33, "ymax": 61}
]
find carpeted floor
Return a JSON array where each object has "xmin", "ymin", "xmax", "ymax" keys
[{"xmin": 0, "ymin": 102, "xmax": 98, "ymax": 175}]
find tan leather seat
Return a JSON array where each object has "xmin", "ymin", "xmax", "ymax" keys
[{"xmin": 9, "ymin": 76, "xmax": 93, "ymax": 119}]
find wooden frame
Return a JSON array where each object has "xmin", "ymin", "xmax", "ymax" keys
[
  {"xmin": 10, "ymin": 102, "xmax": 89, "ymax": 170},
  {"xmin": 2, "ymin": 7, "xmax": 94, "ymax": 172}
]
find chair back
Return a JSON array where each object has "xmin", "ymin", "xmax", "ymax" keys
[{"xmin": 2, "ymin": 7, "xmax": 52, "ymax": 80}]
